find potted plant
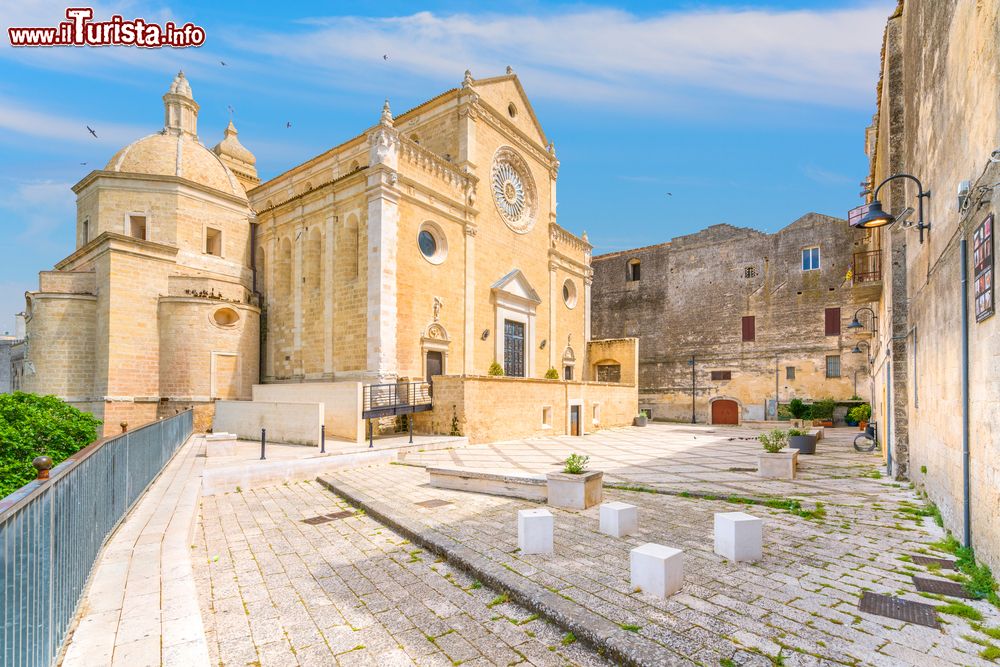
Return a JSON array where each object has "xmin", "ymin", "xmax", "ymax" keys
[
  {"xmin": 810, "ymin": 398, "xmax": 836, "ymax": 428},
  {"xmin": 757, "ymin": 429, "xmax": 797, "ymax": 479},
  {"xmin": 787, "ymin": 398, "xmax": 811, "ymax": 428},
  {"xmin": 545, "ymin": 367, "xmax": 560, "ymax": 379},
  {"xmin": 633, "ymin": 413, "xmax": 648, "ymax": 427},
  {"xmin": 488, "ymin": 361, "xmax": 505, "ymax": 376},
  {"xmin": 787, "ymin": 428, "xmax": 817, "ymax": 455},
  {"xmin": 847, "ymin": 403, "xmax": 871, "ymax": 431},
  {"xmin": 547, "ymin": 453, "xmax": 603, "ymax": 509}
]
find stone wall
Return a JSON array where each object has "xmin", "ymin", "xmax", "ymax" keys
[
  {"xmin": 591, "ymin": 215, "xmax": 878, "ymax": 423},
  {"xmin": 414, "ymin": 375, "xmax": 638, "ymax": 444},
  {"xmin": 251, "ymin": 381, "xmax": 364, "ymax": 443},
  {"xmin": 213, "ymin": 400, "xmax": 323, "ymax": 446},
  {"xmin": 866, "ymin": 0, "xmax": 1000, "ymax": 569}
]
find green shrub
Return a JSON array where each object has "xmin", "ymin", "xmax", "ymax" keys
[
  {"xmin": 759, "ymin": 429, "xmax": 788, "ymax": 454},
  {"xmin": 788, "ymin": 398, "xmax": 808, "ymax": 419},
  {"xmin": 544, "ymin": 367, "xmax": 559, "ymax": 379},
  {"xmin": 810, "ymin": 398, "xmax": 837, "ymax": 420},
  {"xmin": 487, "ymin": 361, "xmax": 504, "ymax": 376},
  {"xmin": 847, "ymin": 403, "xmax": 872, "ymax": 423},
  {"xmin": 776, "ymin": 403, "xmax": 792, "ymax": 419},
  {"xmin": 563, "ymin": 453, "xmax": 590, "ymax": 474},
  {"xmin": 787, "ymin": 428, "xmax": 803, "ymax": 436},
  {"xmin": 0, "ymin": 392, "xmax": 102, "ymax": 498}
]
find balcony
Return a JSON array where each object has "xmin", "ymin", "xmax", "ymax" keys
[{"xmin": 852, "ymin": 250, "xmax": 881, "ymax": 283}]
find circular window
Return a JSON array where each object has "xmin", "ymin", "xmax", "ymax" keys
[
  {"xmin": 491, "ymin": 146, "xmax": 537, "ymax": 234},
  {"xmin": 417, "ymin": 222, "xmax": 447, "ymax": 265},
  {"xmin": 213, "ymin": 307, "xmax": 240, "ymax": 327},
  {"xmin": 562, "ymin": 279, "xmax": 577, "ymax": 308},
  {"xmin": 508, "ymin": 103, "xmax": 517, "ymax": 118}
]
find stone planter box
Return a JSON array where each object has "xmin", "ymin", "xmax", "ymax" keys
[
  {"xmin": 547, "ymin": 470, "xmax": 603, "ymax": 510},
  {"xmin": 787, "ymin": 434, "xmax": 817, "ymax": 455},
  {"xmin": 790, "ymin": 419, "xmax": 813, "ymax": 429},
  {"xmin": 757, "ymin": 448, "xmax": 798, "ymax": 479},
  {"xmin": 633, "ymin": 415, "xmax": 648, "ymax": 427}
]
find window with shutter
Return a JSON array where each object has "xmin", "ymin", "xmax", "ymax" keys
[
  {"xmin": 825, "ymin": 307, "xmax": 841, "ymax": 336},
  {"xmin": 741, "ymin": 315, "xmax": 755, "ymax": 342}
]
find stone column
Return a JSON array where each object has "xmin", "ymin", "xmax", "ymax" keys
[
  {"xmin": 549, "ymin": 260, "xmax": 558, "ymax": 370},
  {"xmin": 292, "ymin": 213, "xmax": 304, "ymax": 379},
  {"xmin": 266, "ymin": 231, "xmax": 277, "ymax": 380},
  {"xmin": 365, "ymin": 104, "xmax": 400, "ymax": 382},
  {"xmin": 584, "ymin": 274, "xmax": 593, "ymax": 379},
  {"xmin": 464, "ymin": 225, "xmax": 477, "ymax": 374},
  {"xmin": 323, "ymin": 209, "xmax": 336, "ymax": 378}
]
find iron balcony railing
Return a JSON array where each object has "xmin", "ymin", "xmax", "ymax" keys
[
  {"xmin": 362, "ymin": 381, "xmax": 433, "ymax": 419},
  {"xmin": 0, "ymin": 409, "xmax": 194, "ymax": 667},
  {"xmin": 853, "ymin": 249, "xmax": 882, "ymax": 283}
]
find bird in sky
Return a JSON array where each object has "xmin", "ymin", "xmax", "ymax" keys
[
  {"xmin": 383, "ymin": 54, "xmax": 388, "ymax": 60},
  {"xmin": 220, "ymin": 60, "xmax": 227, "ymax": 66},
  {"xmin": 80, "ymin": 162, "xmax": 87, "ymax": 166},
  {"xmin": 666, "ymin": 192, "xmax": 673, "ymax": 196},
  {"xmin": 87, "ymin": 126, "xmax": 97, "ymax": 138},
  {"xmin": 286, "ymin": 121, "xmax": 292, "ymax": 128},
  {"xmin": 227, "ymin": 105, "xmax": 235, "ymax": 117}
]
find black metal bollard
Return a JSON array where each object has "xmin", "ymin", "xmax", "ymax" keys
[
  {"xmin": 260, "ymin": 428, "xmax": 266, "ymax": 460},
  {"xmin": 408, "ymin": 413, "xmax": 413, "ymax": 444},
  {"xmin": 320, "ymin": 424, "xmax": 326, "ymax": 454}
]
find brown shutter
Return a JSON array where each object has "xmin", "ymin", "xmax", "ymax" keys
[
  {"xmin": 825, "ymin": 307, "xmax": 841, "ymax": 336},
  {"xmin": 741, "ymin": 315, "xmax": 755, "ymax": 342}
]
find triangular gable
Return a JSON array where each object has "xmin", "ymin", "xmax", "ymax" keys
[
  {"xmin": 472, "ymin": 74, "xmax": 547, "ymax": 147},
  {"xmin": 491, "ymin": 268, "xmax": 542, "ymax": 304}
]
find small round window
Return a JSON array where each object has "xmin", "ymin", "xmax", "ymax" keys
[
  {"xmin": 213, "ymin": 307, "xmax": 239, "ymax": 327},
  {"xmin": 417, "ymin": 222, "xmax": 447, "ymax": 265},
  {"xmin": 562, "ymin": 279, "xmax": 577, "ymax": 309},
  {"xmin": 508, "ymin": 103, "xmax": 517, "ymax": 118}
]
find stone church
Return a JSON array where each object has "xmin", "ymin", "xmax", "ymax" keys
[{"xmin": 20, "ymin": 70, "xmax": 637, "ymax": 438}]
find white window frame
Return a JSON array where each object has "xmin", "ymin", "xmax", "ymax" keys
[{"xmin": 802, "ymin": 246, "xmax": 821, "ymax": 271}]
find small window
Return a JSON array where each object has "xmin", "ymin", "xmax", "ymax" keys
[
  {"xmin": 824, "ymin": 307, "xmax": 841, "ymax": 336},
  {"xmin": 205, "ymin": 227, "xmax": 222, "ymax": 256},
  {"xmin": 640, "ymin": 408, "xmax": 652, "ymax": 419},
  {"xmin": 128, "ymin": 214, "xmax": 147, "ymax": 240},
  {"xmin": 802, "ymin": 246, "xmax": 821, "ymax": 271},
  {"xmin": 508, "ymin": 103, "xmax": 517, "ymax": 118},
  {"xmin": 213, "ymin": 307, "xmax": 240, "ymax": 327},
  {"xmin": 411, "ymin": 133, "xmax": 420, "ymax": 144},
  {"xmin": 786, "ymin": 366, "xmax": 795, "ymax": 380},
  {"xmin": 627, "ymin": 259, "xmax": 641, "ymax": 282},
  {"xmin": 562, "ymin": 279, "xmax": 577, "ymax": 308},
  {"xmin": 826, "ymin": 355, "xmax": 841, "ymax": 378},
  {"xmin": 741, "ymin": 315, "xmax": 755, "ymax": 342},
  {"xmin": 744, "ymin": 266, "xmax": 757, "ymax": 279},
  {"xmin": 418, "ymin": 230, "xmax": 436, "ymax": 257},
  {"xmin": 82, "ymin": 219, "xmax": 89, "ymax": 244},
  {"xmin": 711, "ymin": 370, "xmax": 732, "ymax": 381},
  {"xmin": 417, "ymin": 222, "xmax": 447, "ymax": 264},
  {"xmin": 593, "ymin": 403, "xmax": 601, "ymax": 424},
  {"xmin": 564, "ymin": 365, "xmax": 573, "ymax": 381},
  {"xmin": 542, "ymin": 406, "xmax": 552, "ymax": 427}
]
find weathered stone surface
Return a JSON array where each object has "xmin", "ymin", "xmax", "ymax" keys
[{"xmin": 546, "ymin": 470, "xmax": 603, "ymax": 509}]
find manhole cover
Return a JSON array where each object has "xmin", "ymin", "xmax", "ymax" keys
[
  {"xmin": 858, "ymin": 592, "xmax": 939, "ymax": 628},
  {"xmin": 912, "ymin": 555, "xmax": 956, "ymax": 569},
  {"xmin": 913, "ymin": 576, "xmax": 972, "ymax": 598},
  {"xmin": 415, "ymin": 499, "xmax": 452, "ymax": 508},
  {"xmin": 327, "ymin": 510, "xmax": 354, "ymax": 520},
  {"xmin": 301, "ymin": 515, "xmax": 333, "ymax": 525}
]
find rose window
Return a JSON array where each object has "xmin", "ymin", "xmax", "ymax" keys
[{"xmin": 490, "ymin": 147, "xmax": 536, "ymax": 233}]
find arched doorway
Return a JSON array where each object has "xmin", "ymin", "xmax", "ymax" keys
[{"xmin": 711, "ymin": 399, "xmax": 739, "ymax": 425}]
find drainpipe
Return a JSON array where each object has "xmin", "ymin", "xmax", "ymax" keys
[
  {"xmin": 885, "ymin": 360, "xmax": 892, "ymax": 476},
  {"xmin": 960, "ymin": 238, "xmax": 971, "ymax": 547},
  {"xmin": 689, "ymin": 355, "xmax": 696, "ymax": 423}
]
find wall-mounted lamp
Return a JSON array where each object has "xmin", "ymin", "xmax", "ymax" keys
[
  {"xmin": 540, "ymin": 339, "xmax": 547, "ymax": 349},
  {"xmin": 851, "ymin": 340, "xmax": 873, "ymax": 365},
  {"xmin": 481, "ymin": 329, "xmax": 490, "ymax": 340},
  {"xmin": 846, "ymin": 306, "xmax": 878, "ymax": 334},
  {"xmin": 849, "ymin": 172, "xmax": 932, "ymax": 243}
]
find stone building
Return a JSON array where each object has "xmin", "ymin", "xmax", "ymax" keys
[
  {"xmin": 862, "ymin": 0, "xmax": 1000, "ymax": 569},
  {"xmin": 21, "ymin": 70, "xmax": 638, "ymax": 440},
  {"xmin": 20, "ymin": 72, "xmax": 260, "ymax": 433},
  {"xmin": 591, "ymin": 214, "xmax": 880, "ymax": 424},
  {"xmin": 0, "ymin": 314, "xmax": 26, "ymax": 394}
]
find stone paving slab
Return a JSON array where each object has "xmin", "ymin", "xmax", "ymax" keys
[
  {"xmin": 319, "ymin": 443, "xmax": 1000, "ymax": 666},
  {"xmin": 193, "ymin": 481, "xmax": 612, "ymax": 666}
]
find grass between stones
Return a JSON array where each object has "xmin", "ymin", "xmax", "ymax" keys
[
  {"xmin": 928, "ymin": 534, "xmax": 1000, "ymax": 607},
  {"xmin": 605, "ymin": 484, "xmax": 827, "ymax": 521}
]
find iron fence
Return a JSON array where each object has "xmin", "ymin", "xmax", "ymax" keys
[
  {"xmin": 362, "ymin": 381, "xmax": 432, "ymax": 419},
  {"xmin": 0, "ymin": 409, "xmax": 194, "ymax": 667}
]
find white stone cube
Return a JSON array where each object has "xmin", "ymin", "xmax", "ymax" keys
[
  {"xmin": 517, "ymin": 508, "xmax": 554, "ymax": 555},
  {"xmin": 714, "ymin": 511, "xmax": 763, "ymax": 562},
  {"xmin": 599, "ymin": 502, "xmax": 638, "ymax": 537},
  {"xmin": 630, "ymin": 543, "xmax": 683, "ymax": 598}
]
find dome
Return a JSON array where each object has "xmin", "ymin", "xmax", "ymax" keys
[
  {"xmin": 105, "ymin": 132, "xmax": 246, "ymax": 200},
  {"xmin": 213, "ymin": 121, "xmax": 256, "ymax": 166}
]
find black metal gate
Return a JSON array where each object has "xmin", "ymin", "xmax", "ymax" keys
[{"xmin": 503, "ymin": 319, "xmax": 525, "ymax": 377}]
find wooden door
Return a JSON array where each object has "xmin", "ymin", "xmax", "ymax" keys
[
  {"xmin": 570, "ymin": 405, "xmax": 581, "ymax": 435},
  {"xmin": 503, "ymin": 319, "xmax": 525, "ymax": 377},
  {"xmin": 426, "ymin": 351, "xmax": 443, "ymax": 383},
  {"xmin": 711, "ymin": 399, "xmax": 739, "ymax": 425}
]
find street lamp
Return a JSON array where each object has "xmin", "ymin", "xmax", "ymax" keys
[
  {"xmin": 850, "ymin": 173, "xmax": 932, "ymax": 243},
  {"xmin": 847, "ymin": 306, "xmax": 878, "ymax": 333},
  {"xmin": 851, "ymin": 340, "xmax": 873, "ymax": 365}
]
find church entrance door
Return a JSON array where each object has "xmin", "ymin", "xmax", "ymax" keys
[
  {"xmin": 426, "ymin": 351, "xmax": 443, "ymax": 385},
  {"xmin": 503, "ymin": 319, "xmax": 525, "ymax": 377}
]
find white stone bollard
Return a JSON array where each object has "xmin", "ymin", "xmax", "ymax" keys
[
  {"xmin": 599, "ymin": 502, "xmax": 638, "ymax": 537},
  {"xmin": 713, "ymin": 511, "xmax": 763, "ymax": 562},
  {"xmin": 630, "ymin": 543, "xmax": 683, "ymax": 598},
  {"xmin": 517, "ymin": 508, "xmax": 554, "ymax": 555}
]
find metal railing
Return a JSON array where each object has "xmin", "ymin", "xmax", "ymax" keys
[
  {"xmin": 361, "ymin": 381, "xmax": 433, "ymax": 419},
  {"xmin": 853, "ymin": 250, "xmax": 882, "ymax": 283},
  {"xmin": 0, "ymin": 409, "xmax": 194, "ymax": 667}
]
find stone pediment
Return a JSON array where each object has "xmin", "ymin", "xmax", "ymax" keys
[{"xmin": 491, "ymin": 269, "xmax": 541, "ymax": 304}]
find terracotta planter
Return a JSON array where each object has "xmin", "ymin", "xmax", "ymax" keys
[
  {"xmin": 758, "ymin": 448, "xmax": 798, "ymax": 479},
  {"xmin": 818, "ymin": 420, "xmax": 834, "ymax": 428},
  {"xmin": 859, "ymin": 420, "xmax": 868, "ymax": 431},
  {"xmin": 788, "ymin": 434, "xmax": 817, "ymax": 455},
  {"xmin": 546, "ymin": 470, "xmax": 603, "ymax": 509}
]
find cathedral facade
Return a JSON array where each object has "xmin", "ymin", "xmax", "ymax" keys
[{"xmin": 21, "ymin": 70, "xmax": 637, "ymax": 437}]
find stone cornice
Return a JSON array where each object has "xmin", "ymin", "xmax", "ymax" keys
[
  {"xmin": 253, "ymin": 168, "xmax": 367, "ymax": 216},
  {"xmin": 73, "ymin": 170, "xmax": 251, "ymax": 210},
  {"xmin": 55, "ymin": 231, "xmax": 179, "ymax": 271},
  {"xmin": 469, "ymin": 99, "xmax": 556, "ymax": 171},
  {"xmin": 549, "ymin": 222, "xmax": 592, "ymax": 252}
]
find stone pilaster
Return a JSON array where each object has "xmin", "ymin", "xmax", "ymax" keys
[
  {"xmin": 323, "ymin": 211, "xmax": 336, "ymax": 377},
  {"xmin": 464, "ymin": 224, "xmax": 477, "ymax": 374},
  {"xmin": 549, "ymin": 260, "xmax": 558, "ymax": 370},
  {"xmin": 292, "ymin": 215, "xmax": 304, "ymax": 378}
]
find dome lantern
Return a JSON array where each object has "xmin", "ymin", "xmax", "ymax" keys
[{"xmin": 163, "ymin": 70, "xmax": 199, "ymax": 137}]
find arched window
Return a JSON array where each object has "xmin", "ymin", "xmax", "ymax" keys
[{"xmin": 627, "ymin": 259, "xmax": 641, "ymax": 282}]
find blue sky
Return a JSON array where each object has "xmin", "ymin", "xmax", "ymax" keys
[{"xmin": 0, "ymin": 0, "xmax": 894, "ymax": 331}]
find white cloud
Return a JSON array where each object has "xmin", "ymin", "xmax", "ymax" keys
[
  {"xmin": 0, "ymin": 97, "xmax": 146, "ymax": 146},
  {"xmin": 225, "ymin": 4, "xmax": 890, "ymax": 109},
  {"xmin": 0, "ymin": 179, "xmax": 75, "ymax": 248}
]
